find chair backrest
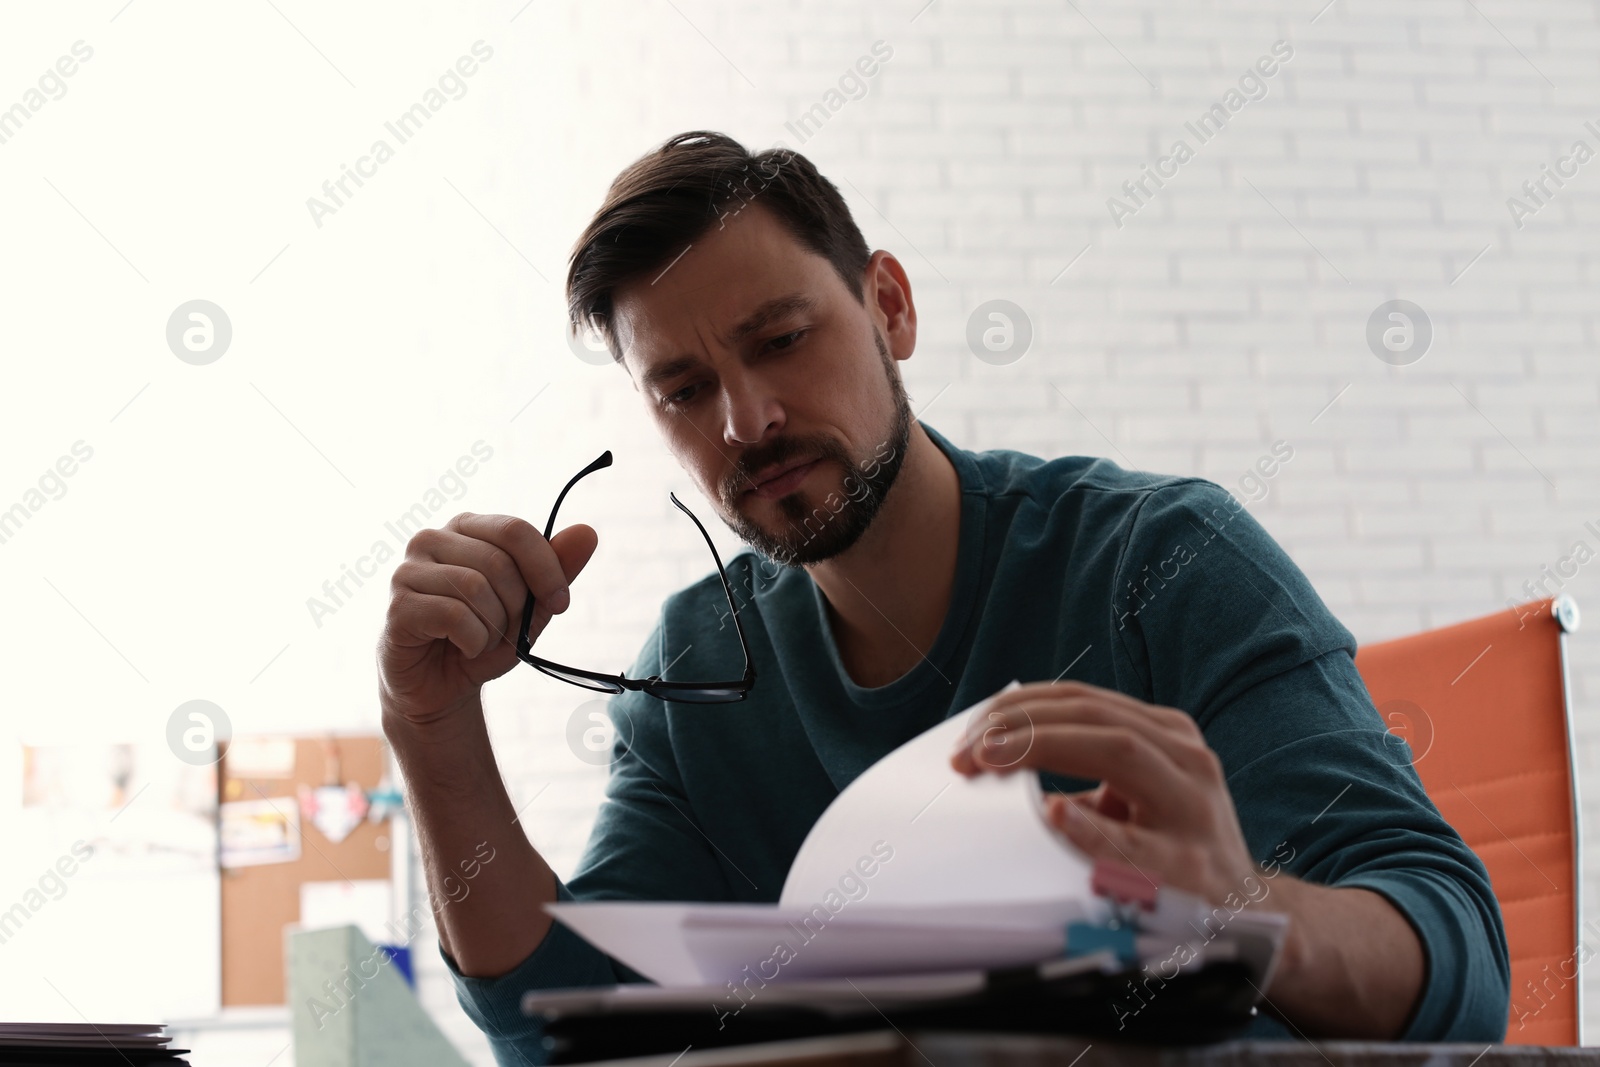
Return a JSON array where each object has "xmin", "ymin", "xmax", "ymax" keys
[{"xmin": 1353, "ymin": 596, "xmax": 1582, "ymax": 1045}]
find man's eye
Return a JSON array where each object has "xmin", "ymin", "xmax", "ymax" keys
[
  {"xmin": 666, "ymin": 384, "xmax": 698, "ymax": 406},
  {"xmin": 766, "ymin": 329, "xmax": 806, "ymax": 352}
]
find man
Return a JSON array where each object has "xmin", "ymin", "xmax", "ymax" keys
[{"xmin": 378, "ymin": 131, "xmax": 1509, "ymax": 1063}]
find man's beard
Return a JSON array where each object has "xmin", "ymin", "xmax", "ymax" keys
[{"xmin": 718, "ymin": 330, "xmax": 913, "ymax": 568}]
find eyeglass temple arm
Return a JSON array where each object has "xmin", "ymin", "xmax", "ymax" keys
[
  {"xmin": 669, "ymin": 491, "xmax": 757, "ymax": 681},
  {"xmin": 519, "ymin": 451, "xmax": 614, "ymax": 654},
  {"xmin": 543, "ymin": 451, "xmax": 614, "ymax": 541}
]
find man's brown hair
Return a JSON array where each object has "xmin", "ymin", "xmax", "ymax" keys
[{"xmin": 566, "ymin": 130, "xmax": 872, "ymax": 364}]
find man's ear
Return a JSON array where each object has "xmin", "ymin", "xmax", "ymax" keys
[{"xmin": 864, "ymin": 250, "xmax": 917, "ymax": 362}]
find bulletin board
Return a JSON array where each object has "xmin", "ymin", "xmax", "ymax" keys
[{"xmin": 218, "ymin": 735, "xmax": 394, "ymax": 1006}]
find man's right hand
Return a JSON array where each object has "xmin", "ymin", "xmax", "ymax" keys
[
  {"xmin": 376, "ymin": 512, "xmax": 594, "ymax": 973},
  {"xmin": 378, "ymin": 513, "xmax": 600, "ymax": 727}
]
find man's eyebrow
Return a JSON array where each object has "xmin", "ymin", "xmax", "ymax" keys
[
  {"xmin": 641, "ymin": 355, "xmax": 700, "ymax": 391},
  {"xmin": 724, "ymin": 293, "xmax": 817, "ymax": 346},
  {"xmin": 639, "ymin": 293, "xmax": 818, "ymax": 391}
]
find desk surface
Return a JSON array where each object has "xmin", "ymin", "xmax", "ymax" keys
[{"xmin": 579, "ymin": 1032, "xmax": 1600, "ymax": 1067}]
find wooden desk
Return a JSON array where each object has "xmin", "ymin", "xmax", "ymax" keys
[{"xmin": 573, "ymin": 1032, "xmax": 1600, "ymax": 1067}]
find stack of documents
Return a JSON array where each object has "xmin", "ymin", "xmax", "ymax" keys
[
  {"xmin": 527, "ymin": 684, "xmax": 1289, "ymax": 1048},
  {"xmin": 0, "ymin": 1023, "xmax": 189, "ymax": 1065}
]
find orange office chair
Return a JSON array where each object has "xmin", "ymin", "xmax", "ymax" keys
[{"xmin": 1354, "ymin": 596, "xmax": 1583, "ymax": 1045}]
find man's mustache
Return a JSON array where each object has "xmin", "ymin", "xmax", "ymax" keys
[{"xmin": 721, "ymin": 438, "xmax": 845, "ymax": 502}]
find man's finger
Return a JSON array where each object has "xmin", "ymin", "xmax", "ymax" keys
[
  {"xmin": 1089, "ymin": 782, "xmax": 1133, "ymax": 820},
  {"xmin": 395, "ymin": 561, "xmax": 512, "ymax": 651},
  {"xmin": 1044, "ymin": 793, "xmax": 1163, "ymax": 884},
  {"xmin": 980, "ymin": 723, "xmax": 1192, "ymax": 818},
  {"xmin": 974, "ymin": 692, "xmax": 1209, "ymax": 775},
  {"xmin": 388, "ymin": 588, "xmax": 494, "ymax": 659},
  {"xmin": 990, "ymin": 682, "xmax": 1199, "ymax": 739},
  {"xmin": 444, "ymin": 513, "xmax": 597, "ymax": 615},
  {"xmin": 416, "ymin": 519, "xmax": 547, "ymax": 629}
]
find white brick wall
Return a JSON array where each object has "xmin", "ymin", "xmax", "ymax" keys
[{"xmin": 0, "ymin": 0, "xmax": 1595, "ymax": 1060}]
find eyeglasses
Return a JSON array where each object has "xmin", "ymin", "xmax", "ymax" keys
[{"xmin": 515, "ymin": 451, "xmax": 756, "ymax": 703}]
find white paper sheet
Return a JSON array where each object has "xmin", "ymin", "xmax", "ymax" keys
[
  {"xmin": 542, "ymin": 901, "xmax": 1075, "ymax": 985},
  {"xmin": 779, "ymin": 683, "xmax": 1096, "ymax": 911},
  {"xmin": 542, "ymin": 684, "xmax": 1112, "ymax": 987}
]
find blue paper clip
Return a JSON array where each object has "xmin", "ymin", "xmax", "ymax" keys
[{"xmin": 1065, "ymin": 919, "xmax": 1138, "ymax": 966}]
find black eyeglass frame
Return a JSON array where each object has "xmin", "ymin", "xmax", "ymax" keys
[{"xmin": 514, "ymin": 451, "xmax": 756, "ymax": 703}]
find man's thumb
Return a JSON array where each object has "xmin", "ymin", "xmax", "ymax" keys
[{"xmin": 548, "ymin": 523, "xmax": 600, "ymax": 585}]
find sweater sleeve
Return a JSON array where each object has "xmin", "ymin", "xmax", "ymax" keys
[
  {"xmin": 444, "ymin": 617, "xmax": 738, "ymax": 1064},
  {"xmin": 1110, "ymin": 479, "xmax": 1511, "ymax": 1040},
  {"xmin": 441, "ymin": 878, "xmax": 621, "ymax": 1066}
]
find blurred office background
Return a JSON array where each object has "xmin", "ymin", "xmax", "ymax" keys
[{"xmin": 0, "ymin": 0, "xmax": 1596, "ymax": 1061}]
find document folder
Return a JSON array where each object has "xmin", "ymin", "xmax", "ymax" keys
[{"xmin": 526, "ymin": 953, "xmax": 1261, "ymax": 1063}]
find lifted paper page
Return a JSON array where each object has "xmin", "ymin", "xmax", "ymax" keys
[{"xmin": 779, "ymin": 683, "xmax": 1098, "ymax": 913}]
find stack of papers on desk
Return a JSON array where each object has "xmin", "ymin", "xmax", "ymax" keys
[
  {"xmin": 528, "ymin": 685, "xmax": 1289, "ymax": 1017},
  {"xmin": 0, "ymin": 1023, "xmax": 189, "ymax": 1065}
]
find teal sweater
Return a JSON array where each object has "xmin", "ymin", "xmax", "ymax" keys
[{"xmin": 445, "ymin": 423, "xmax": 1510, "ymax": 1064}]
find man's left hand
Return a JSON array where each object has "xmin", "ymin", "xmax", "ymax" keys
[
  {"xmin": 949, "ymin": 680, "xmax": 1431, "ymax": 1039},
  {"xmin": 948, "ymin": 680, "xmax": 1261, "ymax": 907}
]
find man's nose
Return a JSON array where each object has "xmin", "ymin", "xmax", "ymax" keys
[{"xmin": 720, "ymin": 369, "xmax": 784, "ymax": 448}]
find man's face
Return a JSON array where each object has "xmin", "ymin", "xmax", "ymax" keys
[{"xmin": 610, "ymin": 202, "xmax": 913, "ymax": 566}]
